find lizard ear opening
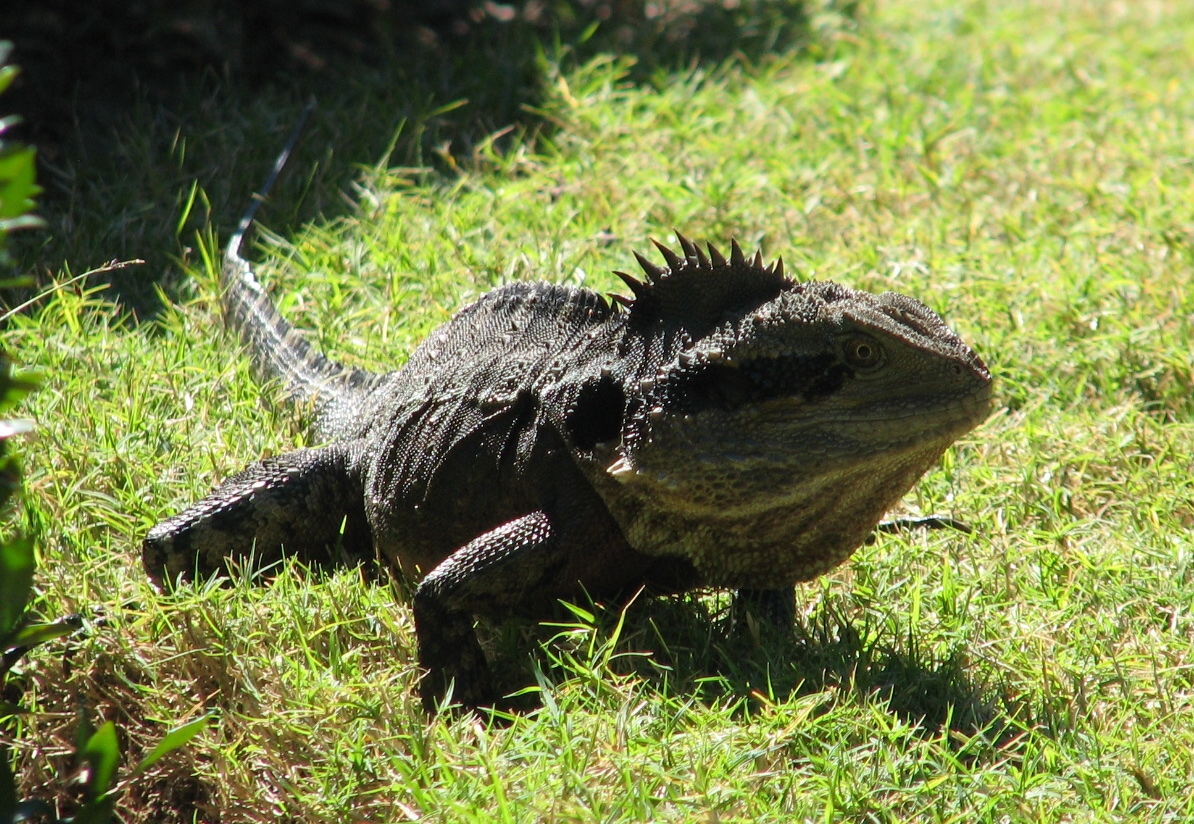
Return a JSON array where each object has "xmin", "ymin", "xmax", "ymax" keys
[{"xmin": 565, "ymin": 373, "xmax": 626, "ymax": 452}]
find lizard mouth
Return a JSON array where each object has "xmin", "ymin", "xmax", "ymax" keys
[{"xmin": 820, "ymin": 379, "xmax": 994, "ymax": 429}]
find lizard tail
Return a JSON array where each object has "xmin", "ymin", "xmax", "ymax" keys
[{"xmin": 220, "ymin": 102, "xmax": 380, "ymax": 421}]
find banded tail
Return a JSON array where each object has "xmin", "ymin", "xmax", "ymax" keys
[{"xmin": 221, "ymin": 102, "xmax": 380, "ymax": 434}]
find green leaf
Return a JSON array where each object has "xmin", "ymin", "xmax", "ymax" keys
[
  {"xmin": 0, "ymin": 537, "xmax": 34, "ymax": 641},
  {"xmin": 0, "ymin": 362, "xmax": 42, "ymax": 413},
  {"xmin": 80, "ymin": 722, "xmax": 120, "ymax": 802},
  {"xmin": 9, "ymin": 613, "xmax": 83, "ymax": 648},
  {"xmin": 174, "ymin": 180, "xmax": 200, "ymax": 238},
  {"xmin": 0, "ymin": 144, "xmax": 40, "ymax": 222},
  {"xmin": 558, "ymin": 601, "xmax": 595, "ymax": 624},
  {"xmin": 135, "ymin": 715, "xmax": 211, "ymax": 773}
]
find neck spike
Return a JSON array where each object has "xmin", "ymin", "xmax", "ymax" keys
[{"xmin": 615, "ymin": 233, "xmax": 794, "ymax": 335}]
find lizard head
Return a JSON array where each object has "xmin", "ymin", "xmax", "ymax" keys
[{"xmin": 596, "ymin": 237, "xmax": 993, "ymax": 584}]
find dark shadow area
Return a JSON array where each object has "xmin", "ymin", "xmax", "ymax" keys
[
  {"xmin": 501, "ymin": 590, "xmax": 1026, "ymax": 752},
  {"xmin": 3, "ymin": 0, "xmax": 844, "ymax": 316}
]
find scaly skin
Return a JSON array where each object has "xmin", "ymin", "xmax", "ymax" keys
[{"xmin": 144, "ymin": 143, "xmax": 993, "ymax": 711}]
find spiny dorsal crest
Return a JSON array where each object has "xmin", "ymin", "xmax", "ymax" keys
[{"xmin": 612, "ymin": 233, "xmax": 792, "ymax": 335}]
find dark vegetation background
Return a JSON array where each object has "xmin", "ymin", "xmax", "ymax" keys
[{"xmin": 4, "ymin": 0, "xmax": 824, "ymax": 315}]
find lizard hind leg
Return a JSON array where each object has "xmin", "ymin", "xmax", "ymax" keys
[{"xmin": 143, "ymin": 441, "xmax": 373, "ymax": 587}]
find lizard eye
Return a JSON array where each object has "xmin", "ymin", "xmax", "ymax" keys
[{"xmin": 842, "ymin": 336, "xmax": 885, "ymax": 372}]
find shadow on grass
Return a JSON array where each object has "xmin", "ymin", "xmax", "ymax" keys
[
  {"xmin": 505, "ymin": 590, "xmax": 1021, "ymax": 748},
  {"xmin": 6, "ymin": 0, "xmax": 849, "ymax": 316}
]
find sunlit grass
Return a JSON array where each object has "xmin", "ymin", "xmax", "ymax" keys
[{"xmin": 5, "ymin": 0, "xmax": 1194, "ymax": 820}]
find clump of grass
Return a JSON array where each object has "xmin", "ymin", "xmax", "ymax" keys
[{"xmin": 5, "ymin": 0, "xmax": 1194, "ymax": 820}]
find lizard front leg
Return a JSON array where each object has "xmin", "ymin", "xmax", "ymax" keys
[
  {"xmin": 733, "ymin": 587, "xmax": 797, "ymax": 631},
  {"xmin": 143, "ymin": 441, "xmax": 372, "ymax": 586},
  {"xmin": 412, "ymin": 511, "xmax": 565, "ymax": 712}
]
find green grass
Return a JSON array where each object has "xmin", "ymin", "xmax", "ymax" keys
[{"xmin": 6, "ymin": 0, "xmax": 1194, "ymax": 820}]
